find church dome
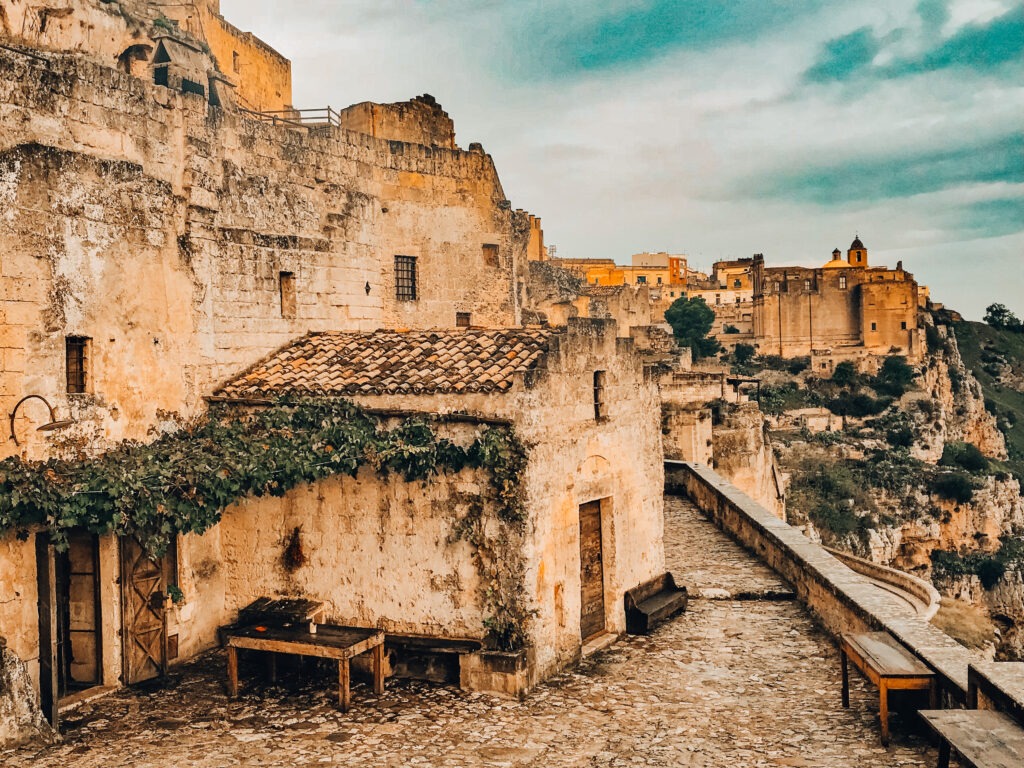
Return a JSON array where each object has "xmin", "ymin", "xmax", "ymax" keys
[{"xmin": 850, "ymin": 236, "xmax": 865, "ymax": 250}]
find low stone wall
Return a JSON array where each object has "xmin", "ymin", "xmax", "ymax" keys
[
  {"xmin": 667, "ymin": 461, "xmax": 977, "ymax": 700},
  {"xmin": 825, "ymin": 547, "xmax": 941, "ymax": 621}
]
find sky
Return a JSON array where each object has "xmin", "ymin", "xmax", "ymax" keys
[{"xmin": 221, "ymin": 0, "xmax": 1023, "ymax": 321}]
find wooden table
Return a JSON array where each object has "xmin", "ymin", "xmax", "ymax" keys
[
  {"xmin": 225, "ymin": 624, "xmax": 385, "ymax": 712},
  {"xmin": 920, "ymin": 709, "xmax": 1024, "ymax": 768},
  {"xmin": 841, "ymin": 631, "xmax": 938, "ymax": 746}
]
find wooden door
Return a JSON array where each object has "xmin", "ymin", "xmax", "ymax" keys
[
  {"xmin": 121, "ymin": 538, "xmax": 167, "ymax": 685},
  {"xmin": 35, "ymin": 534, "xmax": 59, "ymax": 726},
  {"xmin": 579, "ymin": 501, "xmax": 605, "ymax": 641}
]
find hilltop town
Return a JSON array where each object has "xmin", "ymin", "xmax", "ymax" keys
[{"xmin": 1, "ymin": 2, "xmax": 1022, "ymax": 765}]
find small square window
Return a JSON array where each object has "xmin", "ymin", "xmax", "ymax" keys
[
  {"xmin": 395, "ymin": 255, "xmax": 418, "ymax": 301},
  {"xmin": 456, "ymin": 312, "xmax": 471, "ymax": 328},
  {"xmin": 871, "ymin": 322, "xmax": 877, "ymax": 331},
  {"xmin": 839, "ymin": 276, "xmax": 848, "ymax": 289},
  {"xmin": 66, "ymin": 337, "xmax": 89, "ymax": 394},
  {"xmin": 279, "ymin": 271, "xmax": 297, "ymax": 319},
  {"xmin": 636, "ymin": 276, "xmax": 647, "ymax": 284}
]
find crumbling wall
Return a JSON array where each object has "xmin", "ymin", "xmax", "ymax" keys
[
  {"xmin": 712, "ymin": 402, "xmax": 786, "ymax": 519},
  {"xmin": 216, "ymin": 460, "xmax": 493, "ymax": 640},
  {"xmin": 0, "ymin": 47, "xmax": 524, "ymax": 461},
  {"xmin": 338, "ymin": 95, "xmax": 457, "ymax": 149}
]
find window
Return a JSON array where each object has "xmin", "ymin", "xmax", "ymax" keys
[
  {"xmin": 901, "ymin": 321, "xmax": 907, "ymax": 330},
  {"xmin": 395, "ymin": 255, "xmax": 418, "ymax": 301},
  {"xmin": 636, "ymin": 276, "xmax": 647, "ymax": 284},
  {"xmin": 593, "ymin": 371, "xmax": 606, "ymax": 421},
  {"xmin": 839, "ymin": 275, "xmax": 847, "ymax": 289},
  {"xmin": 482, "ymin": 244, "xmax": 499, "ymax": 267},
  {"xmin": 733, "ymin": 279, "xmax": 742, "ymax": 289},
  {"xmin": 871, "ymin": 322, "xmax": 877, "ymax": 331},
  {"xmin": 456, "ymin": 312, "xmax": 471, "ymax": 328},
  {"xmin": 715, "ymin": 294, "xmax": 721, "ymax": 305},
  {"xmin": 66, "ymin": 337, "xmax": 89, "ymax": 394},
  {"xmin": 279, "ymin": 272, "xmax": 297, "ymax": 319},
  {"xmin": 804, "ymin": 279, "xmax": 811, "ymax": 291},
  {"xmin": 656, "ymin": 277, "xmax": 663, "ymax": 285},
  {"xmin": 232, "ymin": 51, "xmax": 240, "ymax": 74}
]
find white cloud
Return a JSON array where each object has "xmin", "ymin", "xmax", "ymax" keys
[{"xmin": 220, "ymin": 0, "xmax": 1024, "ymax": 319}]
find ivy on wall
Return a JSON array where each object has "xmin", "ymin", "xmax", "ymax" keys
[{"xmin": 0, "ymin": 398, "xmax": 529, "ymax": 559}]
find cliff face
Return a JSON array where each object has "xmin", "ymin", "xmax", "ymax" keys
[
  {"xmin": 712, "ymin": 402, "xmax": 786, "ymax": 519},
  {"xmin": 766, "ymin": 313, "xmax": 1024, "ymax": 659},
  {"xmin": 919, "ymin": 324, "xmax": 1007, "ymax": 461}
]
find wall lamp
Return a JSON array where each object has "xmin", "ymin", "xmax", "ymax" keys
[{"xmin": 9, "ymin": 395, "xmax": 76, "ymax": 446}]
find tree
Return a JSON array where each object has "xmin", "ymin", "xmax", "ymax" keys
[
  {"xmin": 984, "ymin": 303, "xmax": 1022, "ymax": 331},
  {"xmin": 873, "ymin": 355, "xmax": 915, "ymax": 397},
  {"xmin": 831, "ymin": 361, "xmax": 858, "ymax": 388},
  {"xmin": 733, "ymin": 343, "xmax": 755, "ymax": 367},
  {"xmin": 665, "ymin": 297, "xmax": 721, "ymax": 359}
]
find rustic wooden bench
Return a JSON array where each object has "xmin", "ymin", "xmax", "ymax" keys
[
  {"xmin": 624, "ymin": 572, "xmax": 688, "ymax": 635},
  {"xmin": 920, "ymin": 709, "xmax": 1024, "ymax": 768},
  {"xmin": 840, "ymin": 631, "xmax": 938, "ymax": 746},
  {"xmin": 225, "ymin": 623, "xmax": 384, "ymax": 712}
]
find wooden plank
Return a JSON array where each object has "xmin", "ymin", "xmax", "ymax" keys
[
  {"xmin": 579, "ymin": 501, "xmax": 605, "ymax": 640},
  {"xmin": 339, "ymin": 659, "xmax": 351, "ymax": 712},
  {"xmin": 920, "ymin": 710, "xmax": 1024, "ymax": 768},
  {"xmin": 373, "ymin": 644, "xmax": 385, "ymax": 696},
  {"xmin": 227, "ymin": 646, "xmax": 239, "ymax": 698},
  {"xmin": 843, "ymin": 632, "xmax": 932, "ymax": 678}
]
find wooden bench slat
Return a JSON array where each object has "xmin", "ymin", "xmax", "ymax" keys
[
  {"xmin": 920, "ymin": 710, "xmax": 1024, "ymax": 768},
  {"xmin": 844, "ymin": 632, "xmax": 932, "ymax": 678}
]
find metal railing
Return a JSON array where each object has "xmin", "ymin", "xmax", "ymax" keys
[{"xmin": 237, "ymin": 106, "xmax": 341, "ymax": 129}]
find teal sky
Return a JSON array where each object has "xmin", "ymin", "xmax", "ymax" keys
[{"xmin": 223, "ymin": 0, "xmax": 1023, "ymax": 320}]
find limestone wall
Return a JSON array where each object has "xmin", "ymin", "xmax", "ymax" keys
[
  {"xmin": 0, "ymin": 46, "xmax": 524, "ymax": 460},
  {"xmin": 338, "ymin": 96, "xmax": 457, "ymax": 149},
  {"xmin": 215, "ymin": 463, "xmax": 491, "ymax": 640}
]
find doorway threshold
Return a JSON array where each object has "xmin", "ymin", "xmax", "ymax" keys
[
  {"xmin": 59, "ymin": 685, "xmax": 117, "ymax": 713},
  {"xmin": 581, "ymin": 631, "xmax": 618, "ymax": 658}
]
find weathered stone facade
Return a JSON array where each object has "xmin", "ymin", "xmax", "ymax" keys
[{"xmin": 751, "ymin": 241, "xmax": 923, "ymax": 368}]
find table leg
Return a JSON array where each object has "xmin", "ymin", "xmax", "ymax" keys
[
  {"xmin": 841, "ymin": 648, "xmax": 849, "ymax": 708},
  {"xmin": 373, "ymin": 644, "xmax": 385, "ymax": 695},
  {"xmin": 929, "ymin": 678, "xmax": 939, "ymax": 710},
  {"xmin": 937, "ymin": 741, "xmax": 950, "ymax": 768},
  {"xmin": 338, "ymin": 659, "xmax": 351, "ymax": 713},
  {"xmin": 879, "ymin": 679, "xmax": 889, "ymax": 747},
  {"xmin": 267, "ymin": 651, "xmax": 277, "ymax": 684},
  {"xmin": 227, "ymin": 646, "xmax": 239, "ymax": 698}
]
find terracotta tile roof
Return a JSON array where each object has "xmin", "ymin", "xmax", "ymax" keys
[{"xmin": 214, "ymin": 329, "xmax": 558, "ymax": 399}]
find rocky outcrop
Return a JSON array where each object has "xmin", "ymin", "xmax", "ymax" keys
[
  {"xmin": 918, "ymin": 325, "xmax": 1007, "ymax": 461},
  {"xmin": 712, "ymin": 402, "xmax": 786, "ymax": 519},
  {"xmin": 0, "ymin": 637, "xmax": 56, "ymax": 748},
  {"xmin": 864, "ymin": 476, "xmax": 1024, "ymax": 571}
]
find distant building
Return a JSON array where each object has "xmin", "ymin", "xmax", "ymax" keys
[{"xmin": 751, "ymin": 238, "xmax": 923, "ymax": 371}]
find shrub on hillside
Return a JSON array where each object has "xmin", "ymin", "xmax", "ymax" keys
[
  {"xmin": 886, "ymin": 425, "xmax": 915, "ymax": 448},
  {"xmin": 827, "ymin": 392, "xmax": 892, "ymax": 417},
  {"xmin": 931, "ymin": 472, "xmax": 975, "ymax": 504},
  {"xmin": 873, "ymin": 355, "xmax": 916, "ymax": 397},
  {"xmin": 831, "ymin": 361, "xmax": 859, "ymax": 388},
  {"xmin": 940, "ymin": 442, "xmax": 989, "ymax": 473}
]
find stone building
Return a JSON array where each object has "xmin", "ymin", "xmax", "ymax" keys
[
  {"xmin": 751, "ymin": 239, "xmax": 923, "ymax": 370},
  {"xmin": 0, "ymin": 0, "xmax": 674, "ymax": 732}
]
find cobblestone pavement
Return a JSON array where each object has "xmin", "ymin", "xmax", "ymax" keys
[{"xmin": 4, "ymin": 497, "xmax": 940, "ymax": 767}]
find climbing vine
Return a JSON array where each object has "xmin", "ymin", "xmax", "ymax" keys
[{"xmin": 0, "ymin": 397, "xmax": 529, "ymax": 557}]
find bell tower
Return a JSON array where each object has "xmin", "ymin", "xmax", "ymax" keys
[{"xmin": 847, "ymin": 236, "xmax": 867, "ymax": 267}]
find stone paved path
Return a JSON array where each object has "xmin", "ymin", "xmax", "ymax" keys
[{"xmin": 4, "ymin": 496, "xmax": 940, "ymax": 767}]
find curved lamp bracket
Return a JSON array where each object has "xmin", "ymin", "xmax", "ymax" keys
[{"xmin": 9, "ymin": 395, "xmax": 76, "ymax": 446}]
